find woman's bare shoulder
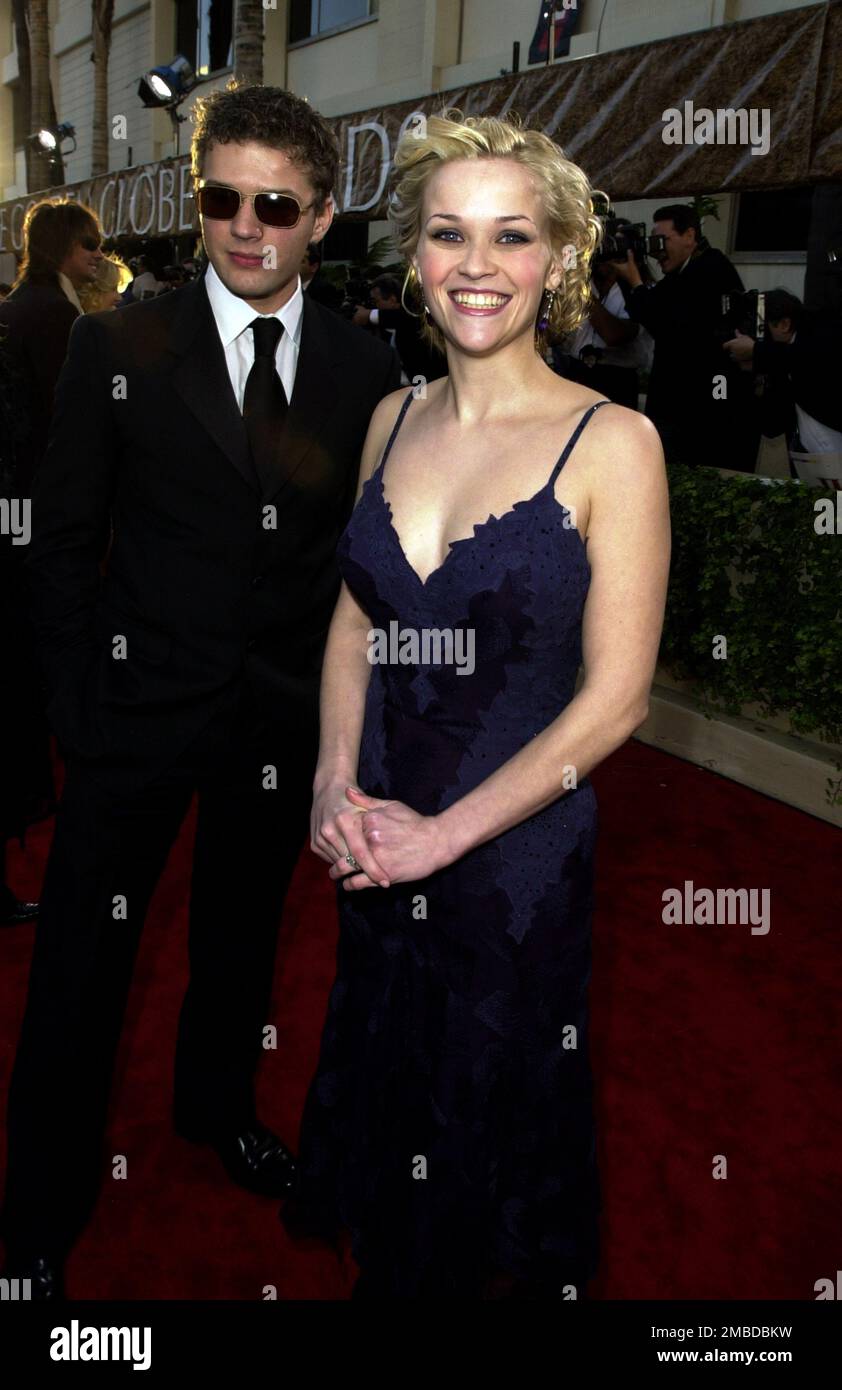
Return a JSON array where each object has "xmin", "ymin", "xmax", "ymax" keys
[
  {"xmin": 369, "ymin": 384, "xmax": 414, "ymax": 437},
  {"xmin": 357, "ymin": 386, "xmax": 414, "ymax": 486},
  {"xmin": 538, "ymin": 372, "xmax": 664, "ymax": 505},
  {"xmin": 577, "ymin": 399, "xmax": 667, "ymax": 510},
  {"xmin": 580, "ymin": 398, "xmax": 663, "ymax": 464}
]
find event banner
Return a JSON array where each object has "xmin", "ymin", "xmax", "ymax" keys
[{"xmin": 0, "ymin": 0, "xmax": 839, "ymax": 251}]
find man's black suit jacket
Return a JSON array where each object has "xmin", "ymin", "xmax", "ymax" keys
[
  {"xmin": 26, "ymin": 272, "xmax": 402, "ymax": 782},
  {"xmin": 626, "ymin": 245, "xmax": 748, "ymax": 464},
  {"xmin": 376, "ymin": 305, "xmax": 448, "ymax": 387},
  {"xmin": 752, "ymin": 310, "xmax": 842, "ymax": 439},
  {"xmin": 304, "ymin": 272, "xmax": 343, "ymax": 313},
  {"xmin": 0, "ymin": 277, "xmax": 80, "ymax": 491}
]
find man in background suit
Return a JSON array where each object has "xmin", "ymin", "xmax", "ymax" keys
[
  {"xmin": 353, "ymin": 273, "xmax": 447, "ymax": 386},
  {"xmin": 300, "ymin": 240, "xmax": 343, "ymax": 311},
  {"xmin": 0, "ymin": 202, "xmax": 104, "ymax": 925},
  {"xmin": 0, "ymin": 199, "xmax": 103, "ymax": 491},
  {"xmin": 725, "ymin": 288, "xmax": 842, "ymax": 457},
  {"xmin": 0, "ymin": 84, "xmax": 401, "ymax": 1298},
  {"xmin": 617, "ymin": 203, "xmax": 757, "ymax": 470}
]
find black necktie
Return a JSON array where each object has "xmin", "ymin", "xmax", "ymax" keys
[{"xmin": 242, "ymin": 317, "xmax": 289, "ymax": 493}]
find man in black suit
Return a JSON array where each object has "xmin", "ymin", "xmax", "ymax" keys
[
  {"xmin": 0, "ymin": 202, "xmax": 104, "ymax": 925},
  {"xmin": 0, "ymin": 84, "xmax": 401, "ymax": 1298},
  {"xmin": 616, "ymin": 203, "xmax": 757, "ymax": 470},
  {"xmin": 0, "ymin": 199, "xmax": 104, "ymax": 491},
  {"xmin": 724, "ymin": 289, "xmax": 842, "ymax": 456},
  {"xmin": 299, "ymin": 241, "xmax": 343, "ymax": 312},
  {"xmin": 352, "ymin": 274, "xmax": 447, "ymax": 387}
]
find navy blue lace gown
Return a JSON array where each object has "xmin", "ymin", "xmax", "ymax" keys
[{"xmin": 281, "ymin": 390, "xmax": 610, "ymax": 1298}]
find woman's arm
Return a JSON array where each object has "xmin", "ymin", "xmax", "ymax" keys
[
  {"xmin": 337, "ymin": 405, "xmax": 670, "ymax": 886},
  {"xmin": 310, "ymin": 387, "xmax": 410, "ymax": 885}
]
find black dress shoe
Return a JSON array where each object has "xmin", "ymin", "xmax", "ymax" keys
[
  {"xmin": 177, "ymin": 1119, "xmax": 297, "ymax": 1197},
  {"xmin": 1, "ymin": 1251, "xmax": 65, "ymax": 1300},
  {"xmin": 0, "ymin": 897, "xmax": 39, "ymax": 926}
]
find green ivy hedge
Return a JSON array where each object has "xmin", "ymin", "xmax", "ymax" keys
[{"xmin": 661, "ymin": 464, "xmax": 842, "ymax": 803}]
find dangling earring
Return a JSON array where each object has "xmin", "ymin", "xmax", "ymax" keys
[
  {"xmin": 401, "ymin": 265, "xmax": 436, "ymax": 326},
  {"xmin": 402, "ymin": 265, "xmax": 426, "ymax": 319},
  {"xmin": 538, "ymin": 288, "xmax": 557, "ymax": 333},
  {"xmin": 418, "ymin": 277, "xmax": 435, "ymax": 326}
]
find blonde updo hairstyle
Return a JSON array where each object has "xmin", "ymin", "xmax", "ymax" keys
[
  {"xmin": 388, "ymin": 107, "xmax": 604, "ymax": 355},
  {"xmin": 77, "ymin": 254, "xmax": 132, "ymax": 313}
]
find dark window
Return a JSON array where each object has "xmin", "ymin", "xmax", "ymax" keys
[
  {"xmin": 733, "ymin": 186, "xmax": 812, "ymax": 253},
  {"xmin": 290, "ymin": 0, "xmax": 371, "ymax": 44},
  {"xmin": 176, "ymin": 0, "xmax": 234, "ymax": 78}
]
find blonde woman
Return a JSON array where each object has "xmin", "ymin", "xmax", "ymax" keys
[
  {"xmin": 281, "ymin": 109, "xmax": 670, "ymax": 1299},
  {"xmin": 77, "ymin": 253, "xmax": 132, "ymax": 312}
]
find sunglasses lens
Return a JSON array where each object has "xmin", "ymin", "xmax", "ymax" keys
[
  {"xmin": 81, "ymin": 236, "xmax": 100, "ymax": 251},
  {"xmin": 254, "ymin": 193, "xmax": 301, "ymax": 228},
  {"xmin": 197, "ymin": 185, "xmax": 240, "ymax": 220}
]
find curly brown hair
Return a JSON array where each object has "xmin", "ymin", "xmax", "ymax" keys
[
  {"xmin": 190, "ymin": 81, "xmax": 340, "ymax": 212},
  {"xmin": 388, "ymin": 107, "xmax": 605, "ymax": 356}
]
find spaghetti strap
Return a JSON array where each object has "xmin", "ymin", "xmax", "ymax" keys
[
  {"xmin": 378, "ymin": 388, "xmax": 415, "ymax": 479},
  {"xmin": 549, "ymin": 399, "xmax": 611, "ymax": 486}
]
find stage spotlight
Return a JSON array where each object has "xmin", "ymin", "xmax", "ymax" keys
[
  {"xmin": 29, "ymin": 121, "xmax": 77, "ymax": 155},
  {"xmin": 137, "ymin": 55, "xmax": 196, "ymax": 110}
]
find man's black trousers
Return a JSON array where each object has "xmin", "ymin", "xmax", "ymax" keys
[{"xmin": 0, "ymin": 678, "xmax": 318, "ymax": 1258}]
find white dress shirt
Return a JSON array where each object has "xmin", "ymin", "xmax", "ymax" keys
[
  {"xmin": 567, "ymin": 279, "xmax": 653, "ymax": 371},
  {"xmin": 204, "ymin": 260, "xmax": 304, "ymax": 412},
  {"xmin": 130, "ymin": 270, "xmax": 162, "ymax": 300},
  {"xmin": 795, "ymin": 404, "xmax": 842, "ymax": 455},
  {"xmin": 57, "ymin": 272, "xmax": 83, "ymax": 314}
]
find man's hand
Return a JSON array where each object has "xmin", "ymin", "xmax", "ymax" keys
[
  {"xmin": 723, "ymin": 329, "xmax": 755, "ymax": 362},
  {"xmin": 612, "ymin": 251, "xmax": 642, "ymax": 288},
  {"xmin": 352, "ymin": 306, "xmax": 371, "ymax": 327}
]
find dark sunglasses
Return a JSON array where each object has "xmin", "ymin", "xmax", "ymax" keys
[
  {"xmin": 78, "ymin": 235, "xmax": 102, "ymax": 251},
  {"xmin": 196, "ymin": 182, "xmax": 313, "ymax": 229}
]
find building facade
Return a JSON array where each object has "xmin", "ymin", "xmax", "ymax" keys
[{"xmin": 0, "ymin": 0, "xmax": 830, "ymax": 288}]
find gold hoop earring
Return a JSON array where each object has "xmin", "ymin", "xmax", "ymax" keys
[
  {"xmin": 402, "ymin": 265, "xmax": 436, "ymax": 326},
  {"xmin": 401, "ymin": 266, "xmax": 424, "ymax": 320}
]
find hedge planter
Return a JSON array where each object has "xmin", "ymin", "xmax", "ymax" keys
[{"xmin": 637, "ymin": 464, "xmax": 841, "ymax": 823}]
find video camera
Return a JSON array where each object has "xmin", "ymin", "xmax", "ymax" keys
[{"xmin": 594, "ymin": 207, "xmax": 667, "ymax": 266}]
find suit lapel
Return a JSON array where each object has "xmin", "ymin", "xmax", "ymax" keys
[
  {"xmin": 168, "ymin": 276, "xmax": 259, "ymax": 495},
  {"xmin": 263, "ymin": 289, "xmax": 345, "ymax": 506},
  {"xmin": 167, "ymin": 277, "xmax": 346, "ymax": 504}
]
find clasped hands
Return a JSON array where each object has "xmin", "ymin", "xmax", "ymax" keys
[{"xmin": 310, "ymin": 779, "xmax": 451, "ymax": 891}]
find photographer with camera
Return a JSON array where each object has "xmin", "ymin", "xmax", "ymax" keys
[
  {"xmin": 553, "ymin": 228, "xmax": 653, "ymax": 408},
  {"xmin": 352, "ymin": 273, "xmax": 445, "ymax": 386},
  {"xmin": 725, "ymin": 289, "xmax": 842, "ymax": 464},
  {"xmin": 615, "ymin": 203, "xmax": 757, "ymax": 471}
]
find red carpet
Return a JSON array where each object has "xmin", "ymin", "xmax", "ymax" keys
[{"xmin": 1, "ymin": 740, "xmax": 839, "ymax": 1299}]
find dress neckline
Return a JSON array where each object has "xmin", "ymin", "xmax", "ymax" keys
[
  {"xmin": 370, "ymin": 390, "xmax": 607, "ymax": 590},
  {"xmin": 375, "ymin": 469, "xmax": 588, "ymax": 590}
]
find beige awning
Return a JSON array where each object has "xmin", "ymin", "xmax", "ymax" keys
[{"xmin": 1, "ymin": 0, "xmax": 839, "ymax": 252}]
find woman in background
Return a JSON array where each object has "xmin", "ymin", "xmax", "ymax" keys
[{"xmin": 77, "ymin": 254, "xmax": 132, "ymax": 313}]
